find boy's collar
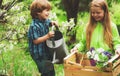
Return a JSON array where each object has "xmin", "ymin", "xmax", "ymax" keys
[{"xmin": 33, "ymin": 18, "xmax": 47, "ymax": 23}]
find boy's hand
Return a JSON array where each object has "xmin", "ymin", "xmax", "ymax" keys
[
  {"xmin": 51, "ymin": 21, "xmax": 59, "ymax": 27},
  {"xmin": 47, "ymin": 31, "xmax": 55, "ymax": 38}
]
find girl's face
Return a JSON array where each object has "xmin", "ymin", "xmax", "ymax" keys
[
  {"xmin": 37, "ymin": 9, "xmax": 50, "ymax": 20},
  {"xmin": 91, "ymin": 6, "xmax": 104, "ymax": 22}
]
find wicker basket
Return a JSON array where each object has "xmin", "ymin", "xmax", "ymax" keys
[
  {"xmin": 113, "ymin": 58, "xmax": 120, "ymax": 76},
  {"xmin": 64, "ymin": 51, "xmax": 113, "ymax": 76}
]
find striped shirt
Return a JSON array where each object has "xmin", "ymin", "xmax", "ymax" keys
[{"xmin": 28, "ymin": 19, "xmax": 51, "ymax": 56}]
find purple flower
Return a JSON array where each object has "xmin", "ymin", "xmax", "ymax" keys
[
  {"xmin": 90, "ymin": 58, "xmax": 96, "ymax": 66},
  {"xmin": 103, "ymin": 51, "xmax": 112, "ymax": 59},
  {"xmin": 90, "ymin": 47, "xmax": 95, "ymax": 52}
]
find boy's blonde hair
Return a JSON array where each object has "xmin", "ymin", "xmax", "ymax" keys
[
  {"xmin": 30, "ymin": 0, "xmax": 51, "ymax": 19},
  {"xmin": 86, "ymin": 0, "xmax": 113, "ymax": 50}
]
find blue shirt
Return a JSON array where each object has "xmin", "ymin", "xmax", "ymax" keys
[{"xmin": 28, "ymin": 19, "xmax": 51, "ymax": 56}]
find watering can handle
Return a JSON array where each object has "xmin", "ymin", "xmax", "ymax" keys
[
  {"xmin": 51, "ymin": 25, "xmax": 59, "ymax": 31},
  {"xmin": 51, "ymin": 25, "xmax": 60, "ymax": 47},
  {"xmin": 51, "ymin": 26, "xmax": 55, "ymax": 31},
  {"xmin": 51, "ymin": 26, "xmax": 56, "ymax": 47}
]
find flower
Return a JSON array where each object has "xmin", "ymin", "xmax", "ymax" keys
[{"xmin": 86, "ymin": 47, "xmax": 113, "ymax": 68}]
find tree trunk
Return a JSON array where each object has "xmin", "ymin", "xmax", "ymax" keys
[
  {"xmin": 62, "ymin": 0, "xmax": 80, "ymax": 24},
  {"xmin": 117, "ymin": 25, "xmax": 120, "ymax": 35},
  {"xmin": 62, "ymin": 0, "xmax": 80, "ymax": 47},
  {"xmin": 0, "ymin": 0, "xmax": 3, "ymax": 8},
  {"xmin": 62, "ymin": 0, "xmax": 92, "ymax": 47}
]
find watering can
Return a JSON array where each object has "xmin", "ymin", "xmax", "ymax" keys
[{"xmin": 46, "ymin": 26, "xmax": 68, "ymax": 64}]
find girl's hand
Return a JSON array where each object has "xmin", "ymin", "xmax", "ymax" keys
[
  {"xmin": 115, "ymin": 47, "xmax": 120, "ymax": 55},
  {"xmin": 70, "ymin": 47, "xmax": 78, "ymax": 53},
  {"xmin": 47, "ymin": 31, "xmax": 55, "ymax": 38}
]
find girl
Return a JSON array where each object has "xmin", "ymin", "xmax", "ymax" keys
[
  {"xmin": 28, "ymin": 0, "xmax": 58, "ymax": 76},
  {"xmin": 71, "ymin": 0, "xmax": 120, "ymax": 55}
]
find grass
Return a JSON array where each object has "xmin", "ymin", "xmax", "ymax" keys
[{"xmin": 0, "ymin": 43, "xmax": 64, "ymax": 76}]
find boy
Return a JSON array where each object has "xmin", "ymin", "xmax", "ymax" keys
[{"xmin": 28, "ymin": 0, "xmax": 58, "ymax": 76}]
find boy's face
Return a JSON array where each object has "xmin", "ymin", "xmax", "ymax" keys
[
  {"xmin": 37, "ymin": 9, "xmax": 50, "ymax": 20},
  {"xmin": 91, "ymin": 6, "xmax": 104, "ymax": 22}
]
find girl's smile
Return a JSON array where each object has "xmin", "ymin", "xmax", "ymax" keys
[{"xmin": 91, "ymin": 6, "xmax": 104, "ymax": 22}]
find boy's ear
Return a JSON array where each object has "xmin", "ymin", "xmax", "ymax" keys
[{"xmin": 37, "ymin": 12, "xmax": 40, "ymax": 15}]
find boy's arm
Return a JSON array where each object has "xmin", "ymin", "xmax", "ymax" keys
[{"xmin": 33, "ymin": 31, "xmax": 54, "ymax": 44}]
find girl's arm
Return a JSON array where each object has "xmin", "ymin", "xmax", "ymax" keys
[
  {"xmin": 112, "ymin": 23, "xmax": 120, "ymax": 55},
  {"xmin": 71, "ymin": 25, "xmax": 86, "ymax": 52}
]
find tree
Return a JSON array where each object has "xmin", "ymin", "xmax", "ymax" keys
[
  {"xmin": 0, "ymin": 0, "xmax": 31, "ymax": 47},
  {"xmin": 0, "ymin": 0, "xmax": 17, "ymax": 23},
  {"xmin": 62, "ymin": 0, "xmax": 91, "ymax": 47},
  {"xmin": 62, "ymin": 0, "xmax": 79, "ymax": 25}
]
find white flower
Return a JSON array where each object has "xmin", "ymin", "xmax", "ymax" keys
[
  {"xmin": 69, "ymin": 18, "xmax": 75, "ymax": 30},
  {"xmin": 91, "ymin": 51, "xmax": 96, "ymax": 58},
  {"xmin": 86, "ymin": 51, "xmax": 92, "ymax": 58},
  {"xmin": 94, "ymin": 54, "xmax": 100, "ymax": 61},
  {"xmin": 96, "ymin": 48, "xmax": 104, "ymax": 54},
  {"xmin": 86, "ymin": 47, "xmax": 113, "ymax": 67}
]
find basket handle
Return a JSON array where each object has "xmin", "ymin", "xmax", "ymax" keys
[
  {"xmin": 80, "ymin": 54, "xmax": 84, "ymax": 66},
  {"xmin": 51, "ymin": 25, "xmax": 59, "ymax": 31},
  {"xmin": 68, "ymin": 61, "xmax": 81, "ymax": 66}
]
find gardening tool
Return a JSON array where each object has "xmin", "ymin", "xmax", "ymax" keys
[{"xmin": 46, "ymin": 26, "xmax": 68, "ymax": 64}]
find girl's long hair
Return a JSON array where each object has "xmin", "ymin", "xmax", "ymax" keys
[{"xmin": 86, "ymin": 0, "xmax": 113, "ymax": 50}]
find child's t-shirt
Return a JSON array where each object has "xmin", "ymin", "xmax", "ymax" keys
[
  {"xmin": 76, "ymin": 22, "xmax": 120, "ymax": 53},
  {"xmin": 28, "ymin": 19, "xmax": 51, "ymax": 56}
]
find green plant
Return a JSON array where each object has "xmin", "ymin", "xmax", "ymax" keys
[
  {"xmin": 0, "ymin": 44, "xmax": 7, "ymax": 76},
  {"xmin": 110, "ymin": 3, "xmax": 120, "ymax": 26}
]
